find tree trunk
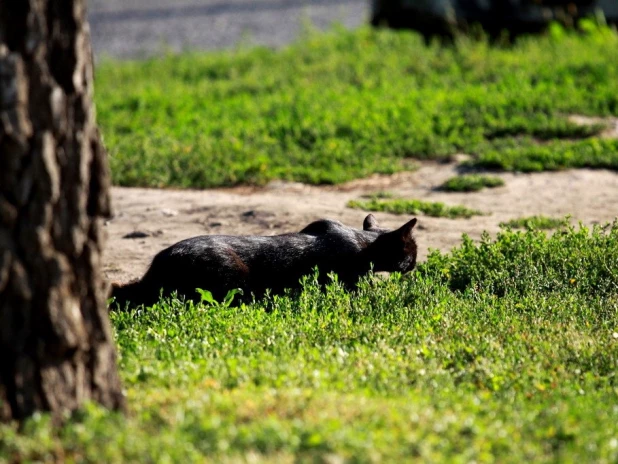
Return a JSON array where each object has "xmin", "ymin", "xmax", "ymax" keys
[{"xmin": 0, "ymin": 0, "xmax": 125, "ymax": 421}]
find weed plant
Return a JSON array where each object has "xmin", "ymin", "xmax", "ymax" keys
[
  {"xmin": 4, "ymin": 223, "xmax": 617, "ymax": 461},
  {"xmin": 441, "ymin": 174, "xmax": 505, "ymax": 192},
  {"xmin": 500, "ymin": 215, "xmax": 567, "ymax": 230},
  {"xmin": 96, "ymin": 24, "xmax": 618, "ymax": 188},
  {"xmin": 348, "ymin": 197, "xmax": 484, "ymax": 218},
  {"xmin": 361, "ymin": 191, "xmax": 395, "ymax": 199}
]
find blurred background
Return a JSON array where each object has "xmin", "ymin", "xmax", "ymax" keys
[
  {"xmin": 89, "ymin": 0, "xmax": 618, "ymax": 58},
  {"xmin": 88, "ymin": 0, "xmax": 368, "ymax": 58}
]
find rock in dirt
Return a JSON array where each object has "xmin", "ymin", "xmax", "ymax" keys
[{"xmin": 122, "ymin": 231, "xmax": 150, "ymax": 239}]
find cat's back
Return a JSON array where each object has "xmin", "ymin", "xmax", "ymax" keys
[
  {"xmin": 154, "ymin": 232, "xmax": 315, "ymax": 263},
  {"xmin": 300, "ymin": 219, "xmax": 346, "ymax": 236},
  {"xmin": 300, "ymin": 218, "xmax": 378, "ymax": 253},
  {"xmin": 153, "ymin": 218, "xmax": 375, "ymax": 267}
]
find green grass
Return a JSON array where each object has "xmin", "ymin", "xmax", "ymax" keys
[
  {"xmin": 471, "ymin": 137, "xmax": 618, "ymax": 172},
  {"xmin": 348, "ymin": 197, "xmax": 484, "ymax": 218},
  {"xmin": 361, "ymin": 190, "xmax": 396, "ymax": 199},
  {"xmin": 96, "ymin": 23, "xmax": 618, "ymax": 188},
  {"xmin": 500, "ymin": 215, "xmax": 568, "ymax": 230},
  {"xmin": 2, "ymin": 222, "xmax": 618, "ymax": 462},
  {"xmin": 441, "ymin": 174, "xmax": 505, "ymax": 192}
]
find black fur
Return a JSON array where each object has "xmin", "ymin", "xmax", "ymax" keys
[{"xmin": 111, "ymin": 214, "xmax": 417, "ymax": 309}]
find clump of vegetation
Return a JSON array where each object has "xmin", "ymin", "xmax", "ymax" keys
[
  {"xmin": 348, "ymin": 197, "xmax": 484, "ymax": 218},
  {"xmin": 440, "ymin": 174, "xmax": 505, "ymax": 192},
  {"xmin": 471, "ymin": 137, "xmax": 618, "ymax": 172},
  {"xmin": 426, "ymin": 221, "xmax": 618, "ymax": 297},
  {"xmin": 2, "ymin": 223, "xmax": 618, "ymax": 461},
  {"xmin": 361, "ymin": 191, "xmax": 395, "ymax": 199},
  {"xmin": 500, "ymin": 215, "xmax": 567, "ymax": 230},
  {"xmin": 96, "ymin": 25, "xmax": 618, "ymax": 188}
]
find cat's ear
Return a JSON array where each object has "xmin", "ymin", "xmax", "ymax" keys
[
  {"xmin": 363, "ymin": 214, "xmax": 379, "ymax": 231},
  {"xmin": 398, "ymin": 218, "xmax": 417, "ymax": 240}
]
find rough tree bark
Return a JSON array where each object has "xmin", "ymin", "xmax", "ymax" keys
[{"xmin": 0, "ymin": 1, "xmax": 125, "ymax": 421}]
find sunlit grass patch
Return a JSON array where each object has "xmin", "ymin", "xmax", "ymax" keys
[
  {"xmin": 3, "ymin": 223, "xmax": 618, "ymax": 461},
  {"xmin": 361, "ymin": 191, "xmax": 396, "ymax": 199},
  {"xmin": 348, "ymin": 197, "xmax": 484, "ymax": 218},
  {"xmin": 96, "ymin": 25, "xmax": 618, "ymax": 188},
  {"xmin": 471, "ymin": 137, "xmax": 618, "ymax": 172},
  {"xmin": 440, "ymin": 174, "xmax": 505, "ymax": 192},
  {"xmin": 500, "ymin": 215, "xmax": 568, "ymax": 230}
]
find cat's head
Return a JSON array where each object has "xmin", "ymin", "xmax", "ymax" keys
[{"xmin": 362, "ymin": 214, "xmax": 418, "ymax": 273}]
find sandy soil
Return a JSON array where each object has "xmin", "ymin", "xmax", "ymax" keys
[{"xmin": 103, "ymin": 161, "xmax": 618, "ymax": 283}]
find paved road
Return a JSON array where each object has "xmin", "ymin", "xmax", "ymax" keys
[{"xmin": 89, "ymin": 0, "xmax": 369, "ymax": 58}]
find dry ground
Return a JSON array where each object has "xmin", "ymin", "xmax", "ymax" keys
[{"xmin": 103, "ymin": 161, "xmax": 618, "ymax": 284}]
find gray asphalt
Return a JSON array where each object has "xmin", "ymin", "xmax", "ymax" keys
[{"xmin": 89, "ymin": 0, "xmax": 370, "ymax": 58}]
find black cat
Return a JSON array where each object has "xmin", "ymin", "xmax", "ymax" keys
[{"xmin": 110, "ymin": 214, "xmax": 417, "ymax": 309}]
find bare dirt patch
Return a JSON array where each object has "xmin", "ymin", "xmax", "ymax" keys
[
  {"xmin": 103, "ymin": 162, "xmax": 618, "ymax": 283},
  {"xmin": 568, "ymin": 115, "xmax": 618, "ymax": 139}
]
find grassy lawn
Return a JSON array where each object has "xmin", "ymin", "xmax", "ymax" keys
[
  {"xmin": 2, "ymin": 223, "xmax": 617, "ymax": 461},
  {"xmin": 96, "ymin": 24, "xmax": 618, "ymax": 189}
]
